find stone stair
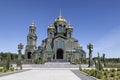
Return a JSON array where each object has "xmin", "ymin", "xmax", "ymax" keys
[{"xmin": 22, "ymin": 62, "xmax": 80, "ymax": 69}]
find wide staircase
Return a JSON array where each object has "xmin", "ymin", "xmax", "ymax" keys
[{"xmin": 22, "ymin": 62, "xmax": 80, "ymax": 69}]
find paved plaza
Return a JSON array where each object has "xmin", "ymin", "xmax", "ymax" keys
[
  {"xmin": 0, "ymin": 69, "xmax": 81, "ymax": 80},
  {"xmin": 0, "ymin": 63, "xmax": 96, "ymax": 80}
]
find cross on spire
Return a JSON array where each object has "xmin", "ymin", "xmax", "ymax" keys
[
  {"xmin": 59, "ymin": 9, "xmax": 62, "ymax": 17},
  {"xmin": 32, "ymin": 20, "xmax": 34, "ymax": 24}
]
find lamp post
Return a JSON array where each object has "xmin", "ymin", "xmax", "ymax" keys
[
  {"xmin": 87, "ymin": 43, "xmax": 93, "ymax": 67},
  {"xmin": 17, "ymin": 43, "xmax": 23, "ymax": 69}
]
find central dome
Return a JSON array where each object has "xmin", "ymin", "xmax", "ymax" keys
[{"xmin": 54, "ymin": 16, "xmax": 67, "ymax": 23}]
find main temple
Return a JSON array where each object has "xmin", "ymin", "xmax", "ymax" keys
[{"xmin": 25, "ymin": 15, "xmax": 86, "ymax": 63}]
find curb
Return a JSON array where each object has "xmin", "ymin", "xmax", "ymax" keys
[{"xmin": 79, "ymin": 70, "xmax": 98, "ymax": 80}]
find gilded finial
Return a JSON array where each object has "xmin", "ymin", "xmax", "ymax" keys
[
  {"xmin": 59, "ymin": 9, "xmax": 62, "ymax": 17},
  {"xmin": 68, "ymin": 21, "xmax": 71, "ymax": 25},
  {"xmin": 50, "ymin": 20, "xmax": 52, "ymax": 25},
  {"xmin": 32, "ymin": 20, "xmax": 34, "ymax": 24}
]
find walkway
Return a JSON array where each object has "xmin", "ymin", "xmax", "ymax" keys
[
  {"xmin": 0, "ymin": 69, "xmax": 81, "ymax": 80},
  {"xmin": 0, "ymin": 62, "xmax": 96, "ymax": 80}
]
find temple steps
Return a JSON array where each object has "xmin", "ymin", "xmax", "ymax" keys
[{"xmin": 22, "ymin": 62, "xmax": 80, "ymax": 69}]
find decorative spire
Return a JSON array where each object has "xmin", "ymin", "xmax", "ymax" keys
[
  {"xmin": 68, "ymin": 21, "xmax": 71, "ymax": 25},
  {"xmin": 50, "ymin": 20, "xmax": 52, "ymax": 26},
  {"xmin": 48, "ymin": 21, "xmax": 55, "ymax": 29},
  {"xmin": 30, "ymin": 20, "xmax": 36, "ymax": 29},
  {"xmin": 67, "ymin": 21, "xmax": 73, "ymax": 29},
  {"xmin": 59, "ymin": 9, "xmax": 62, "ymax": 17},
  {"xmin": 32, "ymin": 20, "xmax": 34, "ymax": 24},
  {"xmin": 54, "ymin": 9, "xmax": 67, "ymax": 23}
]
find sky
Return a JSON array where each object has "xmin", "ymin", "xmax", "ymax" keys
[{"xmin": 0, "ymin": 0, "xmax": 120, "ymax": 58}]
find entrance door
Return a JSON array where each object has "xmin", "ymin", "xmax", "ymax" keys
[
  {"xmin": 28, "ymin": 52, "xmax": 32, "ymax": 59},
  {"xmin": 57, "ymin": 49, "xmax": 63, "ymax": 59}
]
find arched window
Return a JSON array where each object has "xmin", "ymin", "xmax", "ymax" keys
[
  {"xmin": 29, "ymin": 37, "xmax": 32, "ymax": 45},
  {"xmin": 62, "ymin": 27, "xmax": 64, "ymax": 33},
  {"xmin": 49, "ymin": 33, "xmax": 52, "ymax": 38},
  {"xmin": 67, "ymin": 32, "xmax": 71, "ymax": 38},
  {"xmin": 56, "ymin": 39, "xmax": 64, "ymax": 49},
  {"xmin": 59, "ymin": 27, "xmax": 62, "ymax": 33},
  {"xmin": 68, "ymin": 42, "xmax": 72, "ymax": 47}
]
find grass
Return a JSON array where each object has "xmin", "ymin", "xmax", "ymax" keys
[{"xmin": 104, "ymin": 64, "xmax": 120, "ymax": 68}]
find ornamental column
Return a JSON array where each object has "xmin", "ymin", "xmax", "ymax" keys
[
  {"xmin": 17, "ymin": 43, "xmax": 23, "ymax": 68},
  {"xmin": 87, "ymin": 43, "xmax": 93, "ymax": 67}
]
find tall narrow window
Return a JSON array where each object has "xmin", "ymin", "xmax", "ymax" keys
[
  {"xmin": 59, "ymin": 27, "xmax": 62, "ymax": 33},
  {"xmin": 56, "ymin": 39, "xmax": 64, "ymax": 49},
  {"xmin": 49, "ymin": 33, "xmax": 52, "ymax": 38},
  {"xmin": 29, "ymin": 38, "xmax": 32, "ymax": 45}
]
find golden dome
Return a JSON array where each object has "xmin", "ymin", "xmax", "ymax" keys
[
  {"xmin": 54, "ymin": 16, "xmax": 66, "ymax": 23},
  {"xmin": 66, "ymin": 24, "xmax": 73, "ymax": 29},
  {"xmin": 48, "ymin": 24, "xmax": 55, "ymax": 29}
]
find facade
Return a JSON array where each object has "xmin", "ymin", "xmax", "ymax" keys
[{"xmin": 25, "ymin": 15, "xmax": 86, "ymax": 62}]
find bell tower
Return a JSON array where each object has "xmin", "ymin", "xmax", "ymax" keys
[
  {"xmin": 25, "ymin": 22, "xmax": 37, "ymax": 59},
  {"xmin": 47, "ymin": 23, "xmax": 55, "ymax": 38},
  {"xmin": 66, "ymin": 24, "xmax": 73, "ymax": 38}
]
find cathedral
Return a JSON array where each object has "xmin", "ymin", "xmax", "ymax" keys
[{"xmin": 25, "ymin": 15, "xmax": 86, "ymax": 63}]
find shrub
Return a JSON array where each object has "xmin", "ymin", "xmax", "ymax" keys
[
  {"xmin": 2, "ymin": 67, "xmax": 7, "ymax": 72},
  {"xmin": 9, "ymin": 67, "xmax": 14, "ymax": 71},
  {"xmin": 104, "ymin": 71, "xmax": 107, "ymax": 76},
  {"xmin": 0, "ymin": 68, "xmax": 2, "ymax": 72},
  {"xmin": 104, "ymin": 69, "xmax": 108, "ymax": 71},
  {"xmin": 119, "ymin": 75, "xmax": 120, "ymax": 79},
  {"xmin": 110, "ymin": 69, "xmax": 116, "ymax": 72},
  {"xmin": 117, "ymin": 68, "xmax": 120, "ymax": 71},
  {"xmin": 34, "ymin": 58, "xmax": 40, "ymax": 64},
  {"xmin": 110, "ymin": 73, "xmax": 115, "ymax": 77},
  {"xmin": 89, "ymin": 69, "xmax": 96, "ymax": 77},
  {"xmin": 97, "ymin": 75, "xmax": 102, "ymax": 79},
  {"xmin": 116, "ymin": 73, "xmax": 119, "ymax": 76},
  {"xmin": 96, "ymin": 71, "xmax": 103, "ymax": 79}
]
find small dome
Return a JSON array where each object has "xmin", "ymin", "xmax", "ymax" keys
[
  {"xmin": 66, "ymin": 24, "xmax": 73, "ymax": 29},
  {"xmin": 30, "ymin": 22, "xmax": 36, "ymax": 29},
  {"xmin": 54, "ymin": 16, "xmax": 66, "ymax": 23},
  {"xmin": 31, "ymin": 22, "xmax": 35, "ymax": 26},
  {"xmin": 48, "ymin": 24, "xmax": 55, "ymax": 29}
]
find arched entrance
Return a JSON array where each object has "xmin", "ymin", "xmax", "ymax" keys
[
  {"xmin": 57, "ymin": 49, "xmax": 63, "ymax": 59},
  {"xmin": 27, "ymin": 52, "xmax": 32, "ymax": 59}
]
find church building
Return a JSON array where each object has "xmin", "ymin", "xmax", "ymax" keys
[{"xmin": 25, "ymin": 15, "xmax": 86, "ymax": 63}]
